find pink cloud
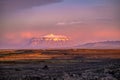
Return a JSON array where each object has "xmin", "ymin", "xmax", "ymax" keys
[
  {"xmin": 94, "ymin": 29, "xmax": 120, "ymax": 39},
  {"xmin": 20, "ymin": 32, "xmax": 34, "ymax": 38},
  {"xmin": 3, "ymin": 31, "xmax": 44, "ymax": 44}
]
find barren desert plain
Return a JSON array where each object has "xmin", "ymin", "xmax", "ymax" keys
[{"xmin": 0, "ymin": 49, "xmax": 120, "ymax": 80}]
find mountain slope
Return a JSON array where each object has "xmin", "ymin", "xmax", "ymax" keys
[
  {"xmin": 76, "ymin": 41, "xmax": 120, "ymax": 49},
  {"xmin": 26, "ymin": 34, "xmax": 70, "ymax": 49}
]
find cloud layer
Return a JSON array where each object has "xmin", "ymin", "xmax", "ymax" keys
[{"xmin": 0, "ymin": 0, "xmax": 120, "ymax": 48}]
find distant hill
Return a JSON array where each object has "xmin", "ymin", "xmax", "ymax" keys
[{"xmin": 75, "ymin": 41, "xmax": 120, "ymax": 49}]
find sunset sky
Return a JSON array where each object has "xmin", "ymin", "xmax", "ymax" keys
[{"xmin": 0, "ymin": 0, "xmax": 120, "ymax": 48}]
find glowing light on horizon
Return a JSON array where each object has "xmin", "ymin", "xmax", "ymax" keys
[{"xmin": 42, "ymin": 34, "xmax": 69, "ymax": 42}]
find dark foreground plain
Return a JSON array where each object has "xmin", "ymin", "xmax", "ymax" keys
[{"xmin": 0, "ymin": 49, "xmax": 120, "ymax": 80}]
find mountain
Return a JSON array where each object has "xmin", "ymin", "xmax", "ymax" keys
[
  {"xmin": 27, "ymin": 34, "xmax": 70, "ymax": 49},
  {"xmin": 75, "ymin": 41, "xmax": 120, "ymax": 49}
]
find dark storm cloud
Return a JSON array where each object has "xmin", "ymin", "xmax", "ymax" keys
[{"xmin": 0, "ymin": 0, "xmax": 63, "ymax": 14}]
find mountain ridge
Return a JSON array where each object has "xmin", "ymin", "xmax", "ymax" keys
[{"xmin": 75, "ymin": 41, "xmax": 120, "ymax": 49}]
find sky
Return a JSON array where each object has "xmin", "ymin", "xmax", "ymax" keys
[{"xmin": 0, "ymin": 0, "xmax": 120, "ymax": 49}]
